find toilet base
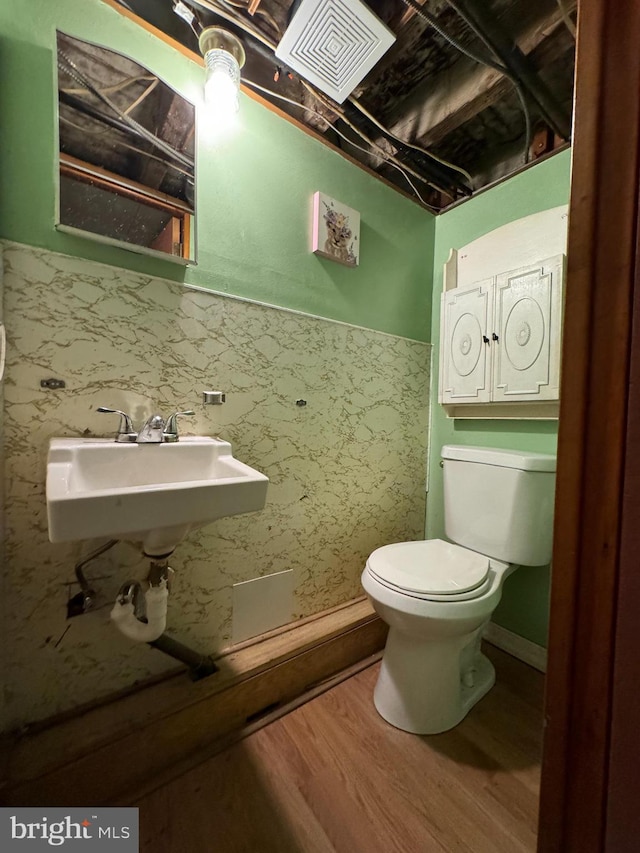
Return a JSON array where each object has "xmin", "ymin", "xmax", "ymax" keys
[{"xmin": 373, "ymin": 627, "xmax": 495, "ymax": 734}]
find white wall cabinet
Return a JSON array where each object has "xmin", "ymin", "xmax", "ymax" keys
[{"xmin": 439, "ymin": 254, "xmax": 564, "ymax": 414}]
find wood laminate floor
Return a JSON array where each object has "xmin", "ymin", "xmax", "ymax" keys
[{"xmin": 138, "ymin": 644, "xmax": 543, "ymax": 853}]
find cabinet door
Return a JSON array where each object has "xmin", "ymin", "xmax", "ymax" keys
[
  {"xmin": 492, "ymin": 254, "xmax": 564, "ymax": 401},
  {"xmin": 441, "ymin": 282, "xmax": 493, "ymax": 403}
]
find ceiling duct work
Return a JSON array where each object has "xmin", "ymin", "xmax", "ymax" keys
[{"xmin": 275, "ymin": 0, "xmax": 396, "ymax": 104}]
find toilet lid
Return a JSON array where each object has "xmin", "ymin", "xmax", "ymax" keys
[{"xmin": 367, "ymin": 539, "xmax": 490, "ymax": 595}]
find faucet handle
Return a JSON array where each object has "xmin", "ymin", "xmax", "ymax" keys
[
  {"xmin": 97, "ymin": 407, "xmax": 137, "ymax": 443},
  {"xmin": 163, "ymin": 410, "xmax": 195, "ymax": 442}
]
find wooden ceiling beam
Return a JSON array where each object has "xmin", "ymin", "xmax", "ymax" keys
[
  {"xmin": 446, "ymin": 0, "xmax": 571, "ymax": 139},
  {"xmin": 385, "ymin": 6, "xmax": 574, "ymax": 149}
]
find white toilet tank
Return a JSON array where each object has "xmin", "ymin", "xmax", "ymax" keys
[{"xmin": 441, "ymin": 445, "xmax": 556, "ymax": 566}]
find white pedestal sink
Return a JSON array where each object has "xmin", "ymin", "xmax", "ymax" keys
[{"xmin": 46, "ymin": 436, "xmax": 269, "ymax": 555}]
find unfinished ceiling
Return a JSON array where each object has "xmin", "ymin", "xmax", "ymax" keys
[{"xmin": 113, "ymin": 0, "xmax": 576, "ymax": 210}]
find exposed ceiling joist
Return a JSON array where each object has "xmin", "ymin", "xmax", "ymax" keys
[
  {"xmin": 385, "ymin": 6, "xmax": 574, "ymax": 148},
  {"xmin": 445, "ymin": 0, "xmax": 572, "ymax": 139},
  {"xmin": 106, "ymin": 0, "xmax": 576, "ymax": 209}
]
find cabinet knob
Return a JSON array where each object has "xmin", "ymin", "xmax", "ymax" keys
[
  {"xmin": 483, "ymin": 335, "xmax": 490, "ymax": 344},
  {"xmin": 492, "ymin": 333, "xmax": 499, "ymax": 342}
]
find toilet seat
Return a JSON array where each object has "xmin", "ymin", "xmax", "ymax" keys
[{"xmin": 366, "ymin": 539, "xmax": 493, "ymax": 602}]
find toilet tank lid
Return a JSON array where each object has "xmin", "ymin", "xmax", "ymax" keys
[{"xmin": 441, "ymin": 444, "xmax": 556, "ymax": 472}]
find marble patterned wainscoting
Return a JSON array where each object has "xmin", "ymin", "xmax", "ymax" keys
[{"xmin": 1, "ymin": 241, "xmax": 430, "ymax": 729}]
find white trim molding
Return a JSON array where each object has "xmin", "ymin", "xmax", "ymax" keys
[{"xmin": 483, "ymin": 621, "xmax": 547, "ymax": 673}]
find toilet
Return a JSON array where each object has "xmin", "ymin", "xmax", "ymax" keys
[{"xmin": 361, "ymin": 444, "xmax": 556, "ymax": 735}]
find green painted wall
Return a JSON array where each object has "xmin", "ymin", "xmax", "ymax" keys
[
  {"xmin": 1, "ymin": 0, "xmax": 574, "ymax": 648},
  {"xmin": 428, "ymin": 149, "xmax": 572, "ymax": 647},
  {"xmin": 0, "ymin": 0, "xmax": 434, "ymax": 341}
]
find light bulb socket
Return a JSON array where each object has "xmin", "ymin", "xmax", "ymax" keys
[{"xmin": 198, "ymin": 26, "xmax": 245, "ymax": 69}]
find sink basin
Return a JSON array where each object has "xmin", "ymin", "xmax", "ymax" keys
[{"xmin": 46, "ymin": 437, "xmax": 269, "ymax": 554}]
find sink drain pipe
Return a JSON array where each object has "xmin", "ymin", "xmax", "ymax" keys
[
  {"xmin": 70, "ymin": 538, "xmax": 119, "ymax": 617},
  {"xmin": 111, "ymin": 578, "xmax": 169, "ymax": 642},
  {"xmin": 150, "ymin": 634, "xmax": 218, "ymax": 681},
  {"xmin": 111, "ymin": 558, "xmax": 218, "ymax": 680},
  {"xmin": 72, "ymin": 543, "xmax": 217, "ymax": 679}
]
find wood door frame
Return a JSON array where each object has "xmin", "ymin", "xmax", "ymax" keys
[{"xmin": 538, "ymin": 0, "xmax": 640, "ymax": 849}]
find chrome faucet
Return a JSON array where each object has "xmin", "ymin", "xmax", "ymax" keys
[
  {"xmin": 97, "ymin": 407, "xmax": 138, "ymax": 443},
  {"xmin": 163, "ymin": 410, "xmax": 194, "ymax": 443},
  {"xmin": 98, "ymin": 407, "xmax": 194, "ymax": 443},
  {"xmin": 137, "ymin": 414, "xmax": 165, "ymax": 443}
]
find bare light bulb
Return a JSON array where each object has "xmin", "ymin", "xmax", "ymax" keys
[{"xmin": 204, "ymin": 48, "xmax": 240, "ymax": 116}]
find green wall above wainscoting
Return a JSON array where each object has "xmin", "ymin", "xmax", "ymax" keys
[
  {"xmin": 0, "ymin": 0, "xmax": 574, "ymax": 659},
  {"xmin": 0, "ymin": 0, "xmax": 434, "ymax": 341},
  {"xmin": 429, "ymin": 148, "xmax": 572, "ymax": 647}
]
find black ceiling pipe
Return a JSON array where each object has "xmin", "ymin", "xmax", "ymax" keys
[
  {"xmin": 58, "ymin": 90, "xmax": 195, "ymax": 172},
  {"xmin": 340, "ymin": 101, "xmax": 473, "ymax": 198},
  {"xmin": 444, "ymin": 0, "xmax": 572, "ymax": 140},
  {"xmin": 59, "ymin": 90, "xmax": 138, "ymax": 140}
]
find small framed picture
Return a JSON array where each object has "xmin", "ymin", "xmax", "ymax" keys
[{"xmin": 312, "ymin": 191, "xmax": 360, "ymax": 267}]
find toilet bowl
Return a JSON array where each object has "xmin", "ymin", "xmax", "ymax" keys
[
  {"xmin": 362, "ymin": 445, "xmax": 556, "ymax": 735},
  {"xmin": 362, "ymin": 540, "xmax": 513, "ymax": 734}
]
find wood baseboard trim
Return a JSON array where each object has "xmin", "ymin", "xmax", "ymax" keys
[
  {"xmin": 120, "ymin": 650, "xmax": 384, "ymax": 806},
  {"xmin": 3, "ymin": 599, "xmax": 387, "ymax": 807},
  {"xmin": 483, "ymin": 622, "xmax": 548, "ymax": 673}
]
